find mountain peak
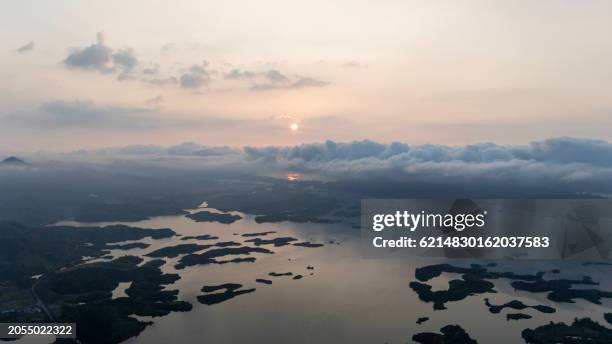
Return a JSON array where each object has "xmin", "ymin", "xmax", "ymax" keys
[{"xmin": 1, "ymin": 156, "xmax": 27, "ymax": 165}]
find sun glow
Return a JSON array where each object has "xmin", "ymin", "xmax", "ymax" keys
[
  {"xmin": 287, "ymin": 173, "xmax": 300, "ymax": 181},
  {"xmin": 290, "ymin": 123, "xmax": 299, "ymax": 131}
]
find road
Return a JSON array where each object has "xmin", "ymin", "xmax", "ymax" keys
[{"xmin": 30, "ymin": 277, "xmax": 56, "ymax": 322}]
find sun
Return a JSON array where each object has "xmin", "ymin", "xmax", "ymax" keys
[{"xmin": 290, "ymin": 123, "xmax": 299, "ymax": 131}]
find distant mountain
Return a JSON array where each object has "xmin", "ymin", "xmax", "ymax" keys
[{"xmin": 1, "ymin": 156, "xmax": 27, "ymax": 166}]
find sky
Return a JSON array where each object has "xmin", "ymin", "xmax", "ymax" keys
[{"xmin": 1, "ymin": 0, "xmax": 612, "ymax": 151}]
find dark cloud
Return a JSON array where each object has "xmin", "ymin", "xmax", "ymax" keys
[
  {"xmin": 243, "ymin": 137, "xmax": 612, "ymax": 194},
  {"xmin": 515, "ymin": 137, "xmax": 612, "ymax": 166},
  {"xmin": 180, "ymin": 63, "xmax": 211, "ymax": 89},
  {"xmin": 16, "ymin": 41, "xmax": 34, "ymax": 54},
  {"xmin": 64, "ymin": 33, "xmax": 138, "ymax": 75},
  {"xmin": 243, "ymin": 138, "xmax": 612, "ymax": 165}
]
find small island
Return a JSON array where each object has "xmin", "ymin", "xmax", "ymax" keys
[
  {"xmin": 181, "ymin": 234, "xmax": 219, "ymax": 241},
  {"xmin": 186, "ymin": 210, "xmax": 242, "ymax": 224},
  {"xmin": 105, "ymin": 242, "xmax": 151, "ymax": 250},
  {"xmin": 37, "ymin": 256, "xmax": 191, "ymax": 343},
  {"xmin": 410, "ymin": 263, "xmax": 611, "ymax": 311},
  {"xmin": 416, "ymin": 317, "xmax": 429, "ymax": 325},
  {"xmin": 507, "ymin": 313, "xmax": 532, "ymax": 321},
  {"xmin": 198, "ymin": 283, "xmax": 256, "ymax": 305},
  {"xmin": 293, "ymin": 242, "xmax": 324, "ymax": 248},
  {"xmin": 484, "ymin": 298, "xmax": 555, "ymax": 314},
  {"xmin": 242, "ymin": 231, "xmax": 277, "ymax": 237},
  {"xmin": 245, "ymin": 236, "xmax": 298, "ymax": 247},
  {"xmin": 413, "ymin": 325, "xmax": 478, "ymax": 344},
  {"xmin": 146, "ymin": 243, "xmax": 211, "ymax": 258},
  {"xmin": 175, "ymin": 246, "xmax": 273, "ymax": 269},
  {"xmin": 522, "ymin": 318, "xmax": 612, "ymax": 343}
]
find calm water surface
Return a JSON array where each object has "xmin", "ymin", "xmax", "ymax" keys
[{"xmin": 17, "ymin": 205, "xmax": 612, "ymax": 343}]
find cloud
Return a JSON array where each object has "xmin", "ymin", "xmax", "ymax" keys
[
  {"xmin": 242, "ymin": 137, "xmax": 612, "ymax": 195},
  {"xmin": 244, "ymin": 138, "xmax": 612, "ymax": 165},
  {"xmin": 3, "ymin": 99, "xmax": 243, "ymax": 132},
  {"xmin": 16, "ymin": 41, "xmax": 34, "ymax": 54},
  {"xmin": 289, "ymin": 77, "xmax": 329, "ymax": 89},
  {"xmin": 342, "ymin": 60, "xmax": 361, "ymax": 68},
  {"xmin": 112, "ymin": 48, "xmax": 138, "ymax": 71},
  {"xmin": 64, "ymin": 33, "xmax": 138, "ymax": 76},
  {"xmin": 35, "ymin": 100, "xmax": 154, "ymax": 128},
  {"xmin": 48, "ymin": 136, "xmax": 612, "ymax": 196},
  {"xmin": 161, "ymin": 43, "xmax": 174, "ymax": 54},
  {"xmin": 180, "ymin": 63, "xmax": 211, "ymax": 89},
  {"xmin": 271, "ymin": 114, "xmax": 299, "ymax": 122},
  {"xmin": 264, "ymin": 70, "xmax": 289, "ymax": 82},
  {"xmin": 79, "ymin": 142, "xmax": 239, "ymax": 157},
  {"xmin": 145, "ymin": 95, "xmax": 164, "ymax": 108},
  {"xmin": 224, "ymin": 69, "xmax": 256, "ymax": 80},
  {"xmin": 251, "ymin": 76, "xmax": 329, "ymax": 91},
  {"xmin": 224, "ymin": 69, "xmax": 288, "ymax": 83},
  {"xmin": 250, "ymin": 83, "xmax": 278, "ymax": 91},
  {"xmin": 61, "ymin": 34, "xmax": 331, "ymax": 94},
  {"xmin": 142, "ymin": 65, "xmax": 159, "ymax": 75},
  {"xmin": 64, "ymin": 44, "xmax": 113, "ymax": 73},
  {"xmin": 513, "ymin": 137, "xmax": 612, "ymax": 167},
  {"xmin": 142, "ymin": 76, "xmax": 178, "ymax": 86},
  {"xmin": 223, "ymin": 68, "xmax": 327, "ymax": 91},
  {"xmin": 63, "ymin": 34, "xmax": 198, "ymax": 87}
]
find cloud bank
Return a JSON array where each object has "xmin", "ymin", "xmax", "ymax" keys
[
  {"xmin": 242, "ymin": 137, "xmax": 612, "ymax": 195},
  {"xmin": 74, "ymin": 137, "xmax": 612, "ymax": 196},
  {"xmin": 244, "ymin": 137, "xmax": 612, "ymax": 166}
]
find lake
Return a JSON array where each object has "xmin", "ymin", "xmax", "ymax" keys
[{"xmin": 18, "ymin": 204, "xmax": 612, "ymax": 343}]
